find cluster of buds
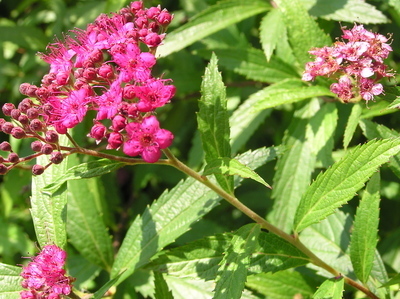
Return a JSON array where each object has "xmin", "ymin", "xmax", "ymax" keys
[
  {"xmin": 20, "ymin": 245, "xmax": 74, "ymax": 299},
  {"xmin": 302, "ymin": 24, "xmax": 393, "ymax": 103},
  {"xmin": 0, "ymin": 1, "xmax": 175, "ymax": 174}
]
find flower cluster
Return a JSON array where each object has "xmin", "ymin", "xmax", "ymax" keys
[
  {"xmin": 302, "ymin": 24, "xmax": 393, "ymax": 103},
  {"xmin": 0, "ymin": 1, "xmax": 175, "ymax": 174},
  {"xmin": 20, "ymin": 245, "xmax": 74, "ymax": 299}
]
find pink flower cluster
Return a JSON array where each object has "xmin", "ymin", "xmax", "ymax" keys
[
  {"xmin": 302, "ymin": 24, "xmax": 393, "ymax": 103},
  {"xmin": 20, "ymin": 245, "xmax": 74, "ymax": 299},
  {"xmin": 0, "ymin": 1, "xmax": 175, "ymax": 173}
]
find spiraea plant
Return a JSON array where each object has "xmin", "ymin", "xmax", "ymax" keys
[{"xmin": 1, "ymin": 1, "xmax": 400, "ymax": 299}]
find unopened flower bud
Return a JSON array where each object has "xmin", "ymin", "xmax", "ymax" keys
[
  {"xmin": 106, "ymin": 132, "xmax": 123, "ymax": 149},
  {"xmin": 41, "ymin": 144, "xmax": 54, "ymax": 155},
  {"xmin": 89, "ymin": 49, "xmax": 103, "ymax": 63},
  {"xmin": 146, "ymin": 6, "xmax": 161, "ymax": 19},
  {"xmin": 18, "ymin": 98, "xmax": 33, "ymax": 113},
  {"xmin": 1, "ymin": 122, "xmax": 14, "ymax": 134},
  {"xmin": 45, "ymin": 130, "xmax": 59, "ymax": 143},
  {"xmin": 130, "ymin": 1, "xmax": 143, "ymax": 11},
  {"xmin": 98, "ymin": 64, "xmax": 114, "ymax": 79},
  {"xmin": 157, "ymin": 10, "xmax": 173, "ymax": 26},
  {"xmin": 32, "ymin": 164, "xmax": 45, "ymax": 175},
  {"xmin": 135, "ymin": 16, "xmax": 148, "ymax": 28},
  {"xmin": 112, "ymin": 115, "xmax": 126, "ymax": 131},
  {"xmin": 83, "ymin": 68, "xmax": 97, "ymax": 80},
  {"xmin": 56, "ymin": 72, "xmax": 70, "ymax": 85},
  {"xmin": 50, "ymin": 152, "xmax": 63, "ymax": 164},
  {"xmin": 2, "ymin": 103, "xmax": 15, "ymax": 116},
  {"xmin": 26, "ymin": 108, "xmax": 39, "ymax": 120},
  {"xmin": 18, "ymin": 114, "xmax": 29, "ymax": 125},
  {"xmin": 10, "ymin": 109, "xmax": 21, "ymax": 120},
  {"xmin": 144, "ymin": 32, "xmax": 162, "ymax": 47},
  {"xmin": 31, "ymin": 141, "xmax": 43, "ymax": 152},
  {"xmin": 11, "ymin": 127, "xmax": 26, "ymax": 139},
  {"xmin": 89, "ymin": 123, "xmax": 107, "ymax": 141},
  {"xmin": 29, "ymin": 119, "xmax": 44, "ymax": 132},
  {"xmin": 0, "ymin": 164, "xmax": 8, "ymax": 175},
  {"xmin": 7, "ymin": 153, "xmax": 19, "ymax": 163},
  {"xmin": 0, "ymin": 141, "xmax": 12, "ymax": 152}
]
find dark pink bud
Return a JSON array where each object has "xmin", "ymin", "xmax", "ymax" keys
[
  {"xmin": 11, "ymin": 127, "xmax": 26, "ymax": 139},
  {"xmin": 19, "ymin": 83, "xmax": 31, "ymax": 96},
  {"xmin": 41, "ymin": 144, "xmax": 54, "ymax": 155},
  {"xmin": 110, "ymin": 44, "xmax": 126, "ymax": 55},
  {"xmin": 18, "ymin": 114, "xmax": 29, "ymax": 125},
  {"xmin": 83, "ymin": 68, "xmax": 97, "ymax": 80},
  {"xmin": 1, "ymin": 122, "xmax": 14, "ymax": 134},
  {"xmin": 42, "ymin": 73, "xmax": 56, "ymax": 86},
  {"xmin": 144, "ymin": 33, "xmax": 162, "ymax": 47},
  {"xmin": 112, "ymin": 115, "xmax": 126, "ymax": 131},
  {"xmin": 98, "ymin": 64, "xmax": 114, "ymax": 79},
  {"xmin": 138, "ymin": 28, "xmax": 148, "ymax": 38},
  {"xmin": 149, "ymin": 22, "xmax": 160, "ymax": 33},
  {"xmin": 157, "ymin": 10, "xmax": 173, "ymax": 26},
  {"xmin": 0, "ymin": 164, "xmax": 8, "ymax": 175},
  {"xmin": 89, "ymin": 123, "xmax": 107, "ymax": 141},
  {"xmin": 135, "ymin": 16, "xmax": 148, "ymax": 28},
  {"xmin": 107, "ymin": 132, "xmax": 123, "ymax": 149},
  {"xmin": 0, "ymin": 118, "xmax": 5, "ymax": 127},
  {"xmin": 123, "ymin": 85, "xmax": 136, "ymax": 99},
  {"xmin": 56, "ymin": 71, "xmax": 70, "ymax": 85},
  {"xmin": 18, "ymin": 98, "xmax": 33, "ymax": 113},
  {"xmin": 32, "ymin": 164, "xmax": 45, "ymax": 175},
  {"xmin": 89, "ymin": 49, "xmax": 103, "ymax": 63},
  {"xmin": 7, "ymin": 153, "xmax": 19, "ymax": 163},
  {"xmin": 35, "ymin": 87, "xmax": 50, "ymax": 100},
  {"xmin": 10, "ymin": 109, "xmax": 21, "ymax": 120},
  {"xmin": 74, "ymin": 68, "xmax": 84, "ymax": 78},
  {"xmin": 31, "ymin": 141, "xmax": 43, "ymax": 152},
  {"xmin": 26, "ymin": 108, "xmax": 39, "ymax": 120},
  {"xmin": 50, "ymin": 151, "xmax": 63, "ymax": 164},
  {"xmin": 0, "ymin": 141, "xmax": 12, "ymax": 151},
  {"xmin": 29, "ymin": 119, "xmax": 44, "ymax": 132},
  {"xmin": 2, "ymin": 103, "xmax": 15, "ymax": 116},
  {"xmin": 130, "ymin": 1, "xmax": 143, "ymax": 11},
  {"xmin": 128, "ymin": 104, "xmax": 139, "ymax": 118},
  {"xmin": 45, "ymin": 130, "xmax": 59, "ymax": 143},
  {"xmin": 146, "ymin": 6, "xmax": 161, "ymax": 19}
]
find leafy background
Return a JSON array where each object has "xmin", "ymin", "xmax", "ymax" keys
[{"xmin": 1, "ymin": 0, "xmax": 400, "ymax": 298}]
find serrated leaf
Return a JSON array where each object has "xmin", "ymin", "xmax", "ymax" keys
[
  {"xmin": 165, "ymin": 276, "xmax": 214, "ymax": 299},
  {"xmin": 154, "ymin": 272, "xmax": 174, "ymax": 299},
  {"xmin": 156, "ymin": 0, "xmax": 271, "ymax": 57},
  {"xmin": 293, "ymin": 138, "xmax": 400, "ymax": 233},
  {"xmin": 31, "ymin": 136, "xmax": 69, "ymax": 248},
  {"xmin": 351, "ymin": 172, "xmax": 380, "ymax": 283},
  {"xmin": 203, "ymin": 157, "xmax": 271, "ymax": 189},
  {"xmin": 259, "ymin": 9, "xmax": 286, "ymax": 61},
  {"xmin": 198, "ymin": 53, "xmax": 233, "ymax": 193},
  {"xmin": 111, "ymin": 147, "xmax": 274, "ymax": 285},
  {"xmin": 214, "ymin": 224, "xmax": 261, "ymax": 299},
  {"xmin": 196, "ymin": 48, "xmax": 299, "ymax": 84},
  {"xmin": 343, "ymin": 103, "xmax": 363, "ymax": 149},
  {"xmin": 300, "ymin": 0, "xmax": 389, "ymax": 24},
  {"xmin": 245, "ymin": 270, "xmax": 317, "ymax": 299},
  {"xmin": 274, "ymin": 0, "xmax": 331, "ymax": 66},
  {"xmin": 42, "ymin": 159, "xmax": 125, "ymax": 195},
  {"xmin": 380, "ymin": 273, "xmax": 400, "ymax": 288},
  {"xmin": 0, "ymin": 263, "xmax": 22, "ymax": 299},
  {"xmin": 313, "ymin": 278, "xmax": 344, "ymax": 299},
  {"xmin": 251, "ymin": 79, "xmax": 334, "ymax": 112}
]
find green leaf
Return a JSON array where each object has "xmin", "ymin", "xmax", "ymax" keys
[
  {"xmin": 380, "ymin": 273, "xmax": 400, "ymax": 288},
  {"xmin": 164, "ymin": 276, "xmax": 214, "ymax": 299},
  {"xmin": 92, "ymin": 272, "xmax": 124, "ymax": 299},
  {"xmin": 198, "ymin": 53, "xmax": 233, "ymax": 193},
  {"xmin": 197, "ymin": 48, "xmax": 299, "ymax": 84},
  {"xmin": 0, "ymin": 263, "xmax": 22, "ymax": 299},
  {"xmin": 350, "ymin": 172, "xmax": 380, "ymax": 283},
  {"xmin": 111, "ymin": 147, "xmax": 274, "ymax": 285},
  {"xmin": 203, "ymin": 157, "xmax": 271, "ymax": 189},
  {"xmin": 293, "ymin": 138, "xmax": 400, "ymax": 233},
  {"xmin": 313, "ymin": 278, "xmax": 344, "ymax": 299},
  {"xmin": 245, "ymin": 270, "xmax": 317, "ymax": 299},
  {"xmin": 251, "ymin": 79, "xmax": 334, "ymax": 112},
  {"xmin": 154, "ymin": 272, "xmax": 174, "ymax": 299},
  {"xmin": 213, "ymin": 224, "xmax": 261, "ymax": 299},
  {"xmin": 156, "ymin": 0, "xmax": 271, "ymax": 57},
  {"xmin": 31, "ymin": 136, "xmax": 69, "ymax": 248},
  {"xmin": 300, "ymin": 0, "xmax": 389, "ymax": 24},
  {"xmin": 42, "ymin": 159, "xmax": 125, "ymax": 194},
  {"xmin": 146, "ymin": 231, "xmax": 309, "ymax": 280},
  {"xmin": 343, "ymin": 103, "xmax": 363, "ymax": 149},
  {"xmin": 269, "ymin": 100, "xmax": 336, "ymax": 232},
  {"xmin": 274, "ymin": 0, "xmax": 331, "ymax": 66},
  {"xmin": 259, "ymin": 9, "xmax": 286, "ymax": 61}
]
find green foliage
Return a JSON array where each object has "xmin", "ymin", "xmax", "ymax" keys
[{"xmin": 1, "ymin": 0, "xmax": 400, "ymax": 298}]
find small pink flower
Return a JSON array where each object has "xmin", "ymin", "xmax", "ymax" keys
[{"xmin": 123, "ymin": 115, "xmax": 173, "ymax": 163}]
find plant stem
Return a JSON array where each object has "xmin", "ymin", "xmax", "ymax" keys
[{"xmin": 162, "ymin": 148, "xmax": 379, "ymax": 299}]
